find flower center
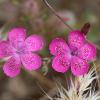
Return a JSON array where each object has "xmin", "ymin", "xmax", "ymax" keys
[
  {"xmin": 71, "ymin": 50, "xmax": 78, "ymax": 56},
  {"xmin": 16, "ymin": 48, "xmax": 24, "ymax": 54},
  {"xmin": 15, "ymin": 44, "xmax": 28, "ymax": 55}
]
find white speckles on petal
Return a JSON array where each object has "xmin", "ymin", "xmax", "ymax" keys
[
  {"xmin": 3, "ymin": 57, "xmax": 21, "ymax": 78},
  {"xmin": 68, "ymin": 30, "xmax": 85, "ymax": 50},
  {"xmin": 71, "ymin": 56, "xmax": 89, "ymax": 76},
  {"xmin": 0, "ymin": 41, "xmax": 13, "ymax": 58},
  {"xmin": 78, "ymin": 42, "xmax": 96, "ymax": 61},
  {"xmin": 25, "ymin": 35, "xmax": 45, "ymax": 52},
  {"xmin": 8, "ymin": 27, "xmax": 26, "ymax": 48},
  {"xmin": 49, "ymin": 38, "xmax": 70, "ymax": 56},
  {"xmin": 52, "ymin": 55, "xmax": 71, "ymax": 73},
  {"xmin": 21, "ymin": 53, "xmax": 42, "ymax": 71}
]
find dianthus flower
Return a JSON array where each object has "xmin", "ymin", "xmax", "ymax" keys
[
  {"xmin": 49, "ymin": 30, "xmax": 96, "ymax": 76},
  {"xmin": 0, "ymin": 28, "xmax": 45, "ymax": 77}
]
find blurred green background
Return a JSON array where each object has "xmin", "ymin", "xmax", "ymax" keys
[{"xmin": 0, "ymin": 0, "xmax": 100, "ymax": 100}]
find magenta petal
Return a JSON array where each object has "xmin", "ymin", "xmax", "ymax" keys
[
  {"xmin": 52, "ymin": 55, "xmax": 71, "ymax": 73},
  {"xmin": 0, "ymin": 41, "xmax": 13, "ymax": 58},
  {"xmin": 25, "ymin": 35, "xmax": 45, "ymax": 52},
  {"xmin": 8, "ymin": 27, "xmax": 26, "ymax": 47},
  {"xmin": 3, "ymin": 57, "xmax": 21, "ymax": 78},
  {"xmin": 21, "ymin": 53, "xmax": 42, "ymax": 71},
  {"xmin": 49, "ymin": 38, "xmax": 70, "ymax": 56},
  {"xmin": 71, "ymin": 56, "xmax": 89, "ymax": 76},
  {"xmin": 68, "ymin": 30, "xmax": 85, "ymax": 50},
  {"xmin": 78, "ymin": 42, "xmax": 96, "ymax": 61}
]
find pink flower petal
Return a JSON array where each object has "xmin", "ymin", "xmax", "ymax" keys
[
  {"xmin": 3, "ymin": 57, "xmax": 21, "ymax": 78},
  {"xmin": 52, "ymin": 55, "xmax": 71, "ymax": 73},
  {"xmin": 78, "ymin": 42, "xmax": 96, "ymax": 61},
  {"xmin": 49, "ymin": 38, "xmax": 70, "ymax": 56},
  {"xmin": 25, "ymin": 35, "xmax": 45, "ymax": 52},
  {"xmin": 21, "ymin": 53, "xmax": 42, "ymax": 71},
  {"xmin": 8, "ymin": 27, "xmax": 26, "ymax": 48},
  {"xmin": 68, "ymin": 30, "xmax": 85, "ymax": 50},
  {"xmin": 71, "ymin": 56, "xmax": 89, "ymax": 76},
  {"xmin": 0, "ymin": 41, "xmax": 13, "ymax": 58}
]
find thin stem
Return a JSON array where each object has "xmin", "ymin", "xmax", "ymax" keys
[{"xmin": 42, "ymin": 0, "xmax": 73, "ymax": 31}]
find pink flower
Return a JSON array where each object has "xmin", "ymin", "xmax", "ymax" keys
[
  {"xmin": 49, "ymin": 30, "xmax": 96, "ymax": 76},
  {"xmin": 0, "ymin": 28, "xmax": 45, "ymax": 77}
]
